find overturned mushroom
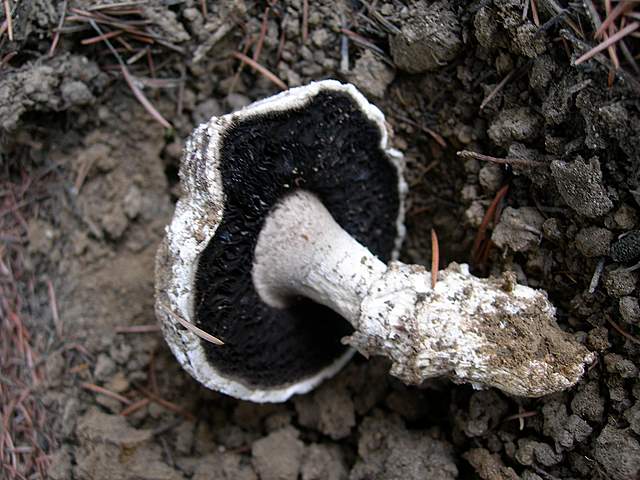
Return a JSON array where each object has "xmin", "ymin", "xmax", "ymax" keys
[{"xmin": 155, "ymin": 80, "xmax": 594, "ymax": 403}]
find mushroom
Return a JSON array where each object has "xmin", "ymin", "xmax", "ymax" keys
[{"xmin": 155, "ymin": 80, "xmax": 594, "ymax": 403}]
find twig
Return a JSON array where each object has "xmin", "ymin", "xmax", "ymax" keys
[
  {"xmin": 80, "ymin": 29, "xmax": 123, "ymax": 45},
  {"xmin": 430, "ymin": 229, "xmax": 439, "ymax": 289},
  {"xmin": 80, "ymin": 382, "xmax": 132, "ymax": 405},
  {"xmin": 158, "ymin": 301, "xmax": 224, "ymax": 345},
  {"xmin": 457, "ymin": 150, "xmax": 545, "ymax": 167},
  {"xmin": 231, "ymin": 51, "xmax": 288, "ymax": 91}
]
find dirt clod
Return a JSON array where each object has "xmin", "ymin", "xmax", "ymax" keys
[
  {"xmin": 251, "ymin": 427, "xmax": 304, "ymax": 480},
  {"xmin": 389, "ymin": 0, "xmax": 461, "ymax": 73}
]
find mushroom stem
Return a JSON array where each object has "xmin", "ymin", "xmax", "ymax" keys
[{"xmin": 254, "ymin": 190, "xmax": 594, "ymax": 397}]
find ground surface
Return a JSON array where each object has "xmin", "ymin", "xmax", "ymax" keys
[{"xmin": 2, "ymin": 0, "xmax": 640, "ymax": 479}]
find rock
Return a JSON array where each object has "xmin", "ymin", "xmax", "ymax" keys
[
  {"xmin": 251, "ymin": 427, "xmax": 304, "ymax": 480},
  {"xmin": 347, "ymin": 50, "xmax": 395, "ymax": 99},
  {"xmin": 571, "ymin": 381, "xmax": 605, "ymax": 423},
  {"xmin": 492, "ymin": 207, "xmax": 544, "ymax": 252},
  {"xmin": 463, "ymin": 391, "xmax": 508, "ymax": 438},
  {"xmin": 488, "ymin": 107, "xmax": 543, "ymax": 147},
  {"xmin": 575, "ymin": 227, "xmax": 613, "ymax": 257},
  {"xmin": 61, "ymin": 80, "xmax": 94, "ymax": 106},
  {"xmin": 192, "ymin": 98, "xmax": 223, "ymax": 125},
  {"xmin": 624, "ymin": 402, "xmax": 640, "ymax": 435},
  {"xmin": 389, "ymin": 0, "xmax": 462, "ymax": 73},
  {"xmin": 611, "ymin": 231, "xmax": 640, "ymax": 264},
  {"xmin": 350, "ymin": 413, "xmax": 457, "ymax": 480},
  {"xmin": 604, "ymin": 269, "xmax": 637, "ymax": 298},
  {"xmin": 93, "ymin": 354, "xmax": 117, "ymax": 382},
  {"xmin": 594, "ymin": 424, "xmax": 640, "ymax": 480},
  {"xmin": 542, "ymin": 218, "xmax": 563, "ymax": 242},
  {"xmin": 604, "ymin": 353, "xmax": 639, "ymax": 379},
  {"xmin": 294, "ymin": 381, "xmax": 355, "ymax": 440},
  {"xmin": 619, "ymin": 296, "xmax": 640, "ymax": 324},
  {"xmin": 478, "ymin": 164, "xmax": 504, "ymax": 194},
  {"xmin": 74, "ymin": 409, "xmax": 182, "ymax": 480},
  {"xmin": 49, "ymin": 447, "xmax": 73, "ymax": 480},
  {"xmin": 613, "ymin": 204, "xmax": 638, "ymax": 230},
  {"xmin": 463, "ymin": 448, "xmax": 519, "ymax": 480},
  {"xmin": 515, "ymin": 439, "xmax": 562, "ymax": 467},
  {"xmin": 192, "ymin": 452, "xmax": 257, "ymax": 480},
  {"xmin": 550, "ymin": 156, "xmax": 613, "ymax": 218},
  {"xmin": 76, "ymin": 409, "xmax": 152, "ymax": 447},
  {"xmin": 542, "ymin": 401, "xmax": 592, "ymax": 449},
  {"xmin": 301, "ymin": 444, "xmax": 348, "ymax": 480}
]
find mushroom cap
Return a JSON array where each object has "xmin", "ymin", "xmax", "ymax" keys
[{"xmin": 155, "ymin": 80, "xmax": 406, "ymax": 402}]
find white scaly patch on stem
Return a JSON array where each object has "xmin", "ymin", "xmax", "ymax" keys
[{"xmin": 254, "ymin": 191, "xmax": 595, "ymax": 397}]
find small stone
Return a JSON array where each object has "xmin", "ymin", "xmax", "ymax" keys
[
  {"xmin": 61, "ymin": 80, "xmax": 94, "ymax": 106},
  {"xmin": 575, "ymin": 227, "xmax": 613, "ymax": 257},
  {"xmin": 492, "ymin": 207, "xmax": 544, "ymax": 252},
  {"xmin": 550, "ymin": 156, "xmax": 613, "ymax": 218},
  {"xmin": 311, "ymin": 29, "xmax": 329, "ymax": 47},
  {"xmin": 571, "ymin": 381, "xmax": 605, "ymax": 423},
  {"xmin": 105, "ymin": 371, "xmax": 129, "ymax": 393},
  {"xmin": 252, "ymin": 427, "xmax": 304, "ymax": 480},
  {"xmin": 515, "ymin": 439, "xmax": 562, "ymax": 467},
  {"xmin": 478, "ymin": 164, "xmax": 504, "ymax": 194},
  {"xmin": 604, "ymin": 269, "xmax": 637, "ymax": 298},
  {"xmin": 48, "ymin": 447, "xmax": 72, "ymax": 480},
  {"xmin": 624, "ymin": 402, "xmax": 640, "ymax": 435},
  {"xmin": 389, "ymin": 0, "xmax": 462, "ymax": 73},
  {"xmin": 611, "ymin": 231, "xmax": 640, "ymax": 264},
  {"xmin": 595, "ymin": 424, "xmax": 640, "ymax": 480},
  {"xmin": 619, "ymin": 296, "xmax": 640, "ymax": 324},
  {"xmin": 604, "ymin": 353, "xmax": 639, "ymax": 379},
  {"xmin": 94, "ymin": 353, "xmax": 116, "ymax": 382},
  {"xmin": 488, "ymin": 107, "xmax": 543, "ymax": 147},
  {"xmin": 301, "ymin": 444, "xmax": 348, "ymax": 480},
  {"xmin": 294, "ymin": 381, "xmax": 355, "ymax": 440},
  {"xmin": 346, "ymin": 50, "xmax": 395, "ymax": 99},
  {"xmin": 192, "ymin": 98, "xmax": 222, "ymax": 125},
  {"xmin": 613, "ymin": 204, "xmax": 638, "ymax": 230},
  {"xmin": 463, "ymin": 448, "xmax": 519, "ymax": 480},
  {"xmin": 587, "ymin": 326, "xmax": 611, "ymax": 351},
  {"xmin": 542, "ymin": 218, "xmax": 563, "ymax": 242},
  {"xmin": 225, "ymin": 93, "xmax": 251, "ymax": 112}
]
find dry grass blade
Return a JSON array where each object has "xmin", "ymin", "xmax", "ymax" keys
[
  {"xmin": 480, "ymin": 68, "xmax": 517, "ymax": 110},
  {"xmin": 575, "ymin": 21, "xmax": 639, "ymax": 65},
  {"xmin": 88, "ymin": 0, "xmax": 149, "ymax": 11},
  {"xmin": 430, "ymin": 229, "xmax": 439, "ymax": 289},
  {"xmin": 595, "ymin": 1, "xmax": 633, "ymax": 38},
  {"xmin": 159, "ymin": 301, "xmax": 224, "ymax": 345},
  {"xmin": 472, "ymin": 184, "xmax": 510, "ymax": 265},
  {"xmin": 253, "ymin": 6, "xmax": 270, "ymax": 62},
  {"xmin": 232, "ymin": 51, "xmax": 288, "ymax": 91},
  {"xmin": 120, "ymin": 398, "xmax": 151, "ymax": 416}
]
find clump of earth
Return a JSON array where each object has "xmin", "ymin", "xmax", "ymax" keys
[{"xmin": 3, "ymin": 0, "xmax": 640, "ymax": 479}]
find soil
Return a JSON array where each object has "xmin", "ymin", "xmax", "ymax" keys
[{"xmin": 2, "ymin": 0, "xmax": 640, "ymax": 479}]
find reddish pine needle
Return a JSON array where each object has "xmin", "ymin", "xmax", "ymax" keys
[
  {"xmin": 430, "ymin": 229, "xmax": 439, "ymax": 289},
  {"xmin": 231, "ymin": 51, "xmax": 288, "ymax": 91}
]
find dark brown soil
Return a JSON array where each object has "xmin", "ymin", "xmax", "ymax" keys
[{"xmin": 2, "ymin": 1, "xmax": 640, "ymax": 479}]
